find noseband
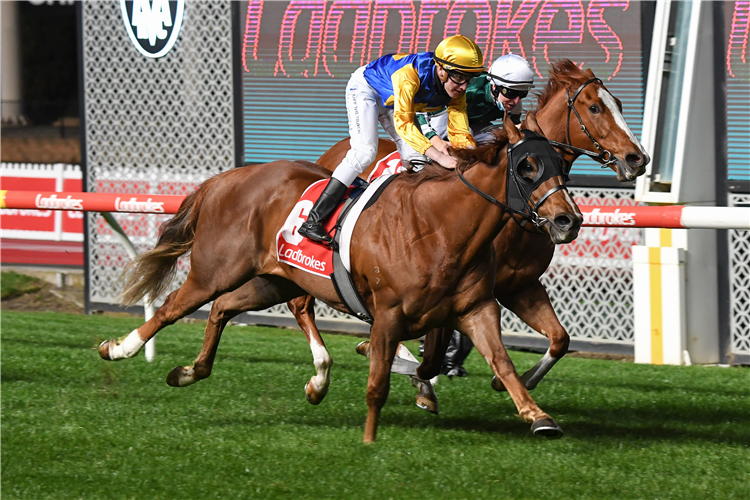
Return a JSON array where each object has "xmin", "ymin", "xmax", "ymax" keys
[
  {"xmin": 546, "ymin": 77, "xmax": 618, "ymax": 169},
  {"xmin": 457, "ymin": 131, "xmax": 568, "ymax": 232}
]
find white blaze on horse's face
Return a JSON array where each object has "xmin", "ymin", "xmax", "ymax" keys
[{"xmin": 598, "ymin": 88, "xmax": 648, "ymax": 156}]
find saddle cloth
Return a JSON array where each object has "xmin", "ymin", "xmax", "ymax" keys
[{"xmin": 276, "ymin": 152, "xmax": 406, "ymax": 278}]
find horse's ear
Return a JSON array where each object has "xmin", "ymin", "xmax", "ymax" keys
[
  {"xmin": 504, "ymin": 111, "xmax": 522, "ymax": 143},
  {"xmin": 585, "ymin": 68, "xmax": 595, "ymax": 78},
  {"xmin": 523, "ymin": 111, "xmax": 545, "ymax": 137}
]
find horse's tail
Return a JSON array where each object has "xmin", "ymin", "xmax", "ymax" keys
[{"xmin": 119, "ymin": 177, "xmax": 218, "ymax": 306}]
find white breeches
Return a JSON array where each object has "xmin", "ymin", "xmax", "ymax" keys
[{"xmin": 331, "ymin": 67, "xmax": 426, "ymax": 186}]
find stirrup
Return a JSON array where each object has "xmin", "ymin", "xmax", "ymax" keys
[{"xmin": 299, "ymin": 221, "xmax": 332, "ymax": 244}]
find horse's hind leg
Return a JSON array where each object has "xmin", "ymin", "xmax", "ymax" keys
[
  {"xmin": 167, "ymin": 276, "xmax": 304, "ymax": 387},
  {"xmin": 287, "ymin": 295, "xmax": 333, "ymax": 405},
  {"xmin": 99, "ymin": 273, "xmax": 216, "ymax": 361},
  {"xmin": 460, "ymin": 299, "xmax": 563, "ymax": 439},
  {"xmin": 492, "ymin": 281, "xmax": 569, "ymax": 391}
]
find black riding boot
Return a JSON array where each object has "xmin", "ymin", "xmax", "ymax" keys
[
  {"xmin": 298, "ymin": 178, "xmax": 348, "ymax": 244},
  {"xmin": 441, "ymin": 330, "xmax": 474, "ymax": 377}
]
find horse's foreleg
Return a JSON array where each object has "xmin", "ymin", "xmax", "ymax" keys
[
  {"xmin": 363, "ymin": 314, "xmax": 403, "ymax": 444},
  {"xmin": 494, "ymin": 281, "xmax": 569, "ymax": 391},
  {"xmin": 167, "ymin": 277, "xmax": 303, "ymax": 387},
  {"xmin": 287, "ymin": 295, "xmax": 333, "ymax": 405},
  {"xmin": 99, "ymin": 274, "xmax": 215, "ymax": 361},
  {"xmin": 460, "ymin": 300, "xmax": 563, "ymax": 439},
  {"xmin": 355, "ymin": 337, "xmax": 439, "ymax": 414}
]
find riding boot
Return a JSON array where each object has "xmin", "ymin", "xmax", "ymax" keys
[
  {"xmin": 441, "ymin": 330, "xmax": 473, "ymax": 377},
  {"xmin": 298, "ymin": 178, "xmax": 348, "ymax": 244}
]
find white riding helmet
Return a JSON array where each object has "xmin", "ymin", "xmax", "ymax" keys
[{"xmin": 486, "ymin": 53, "xmax": 535, "ymax": 91}]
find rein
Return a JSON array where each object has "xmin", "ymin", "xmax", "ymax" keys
[
  {"xmin": 546, "ymin": 77, "xmax": 618, "ymax": 169},
  {"xmin": 457, "ymin": 169, "xmax": 567, "ymax": 232}
]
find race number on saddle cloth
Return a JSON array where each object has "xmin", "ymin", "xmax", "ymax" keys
[
  {"xmin": 366, "ymin": 150, "xmax": 407, "ymax": 182},
  {"xmin": 277, "ymin": 155, "xmax": 404, "ymax": 278}
]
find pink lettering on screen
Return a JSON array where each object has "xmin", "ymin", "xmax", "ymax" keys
[
  {"xmin": 276, "ymin": 0, "xmax": 327, "ymax": 78},
  {"xmin": 414, "ymin": 0, "xmax": 450, "ymax": 53},
  {"xmin": 586, "ymin": 1, "xmax": 627, "ymax": 79},
  {"xmin": 533, "ymin": 0, "xmax": 585, "ymax": 78},
  {"xmin": 491, "ymin": 0, "xmax": 539, "ymax": 61},
  {"xmin": 727, "ymin": 1, "xmax": 749, "ymax": 78},
  {"xmin": 322, "ymin": 0, "xmax": 372, "ymax": 76},
  {"xmin": 242, "ymin": 0, "xmax": 264, "ymax": 72},
  {"xmin": 444, "ymin": 0, "xmax": 493, "ymax": 58},
  {"xmin": 368, "ymin": 0, "xmax": 416, "ymax": 60}
]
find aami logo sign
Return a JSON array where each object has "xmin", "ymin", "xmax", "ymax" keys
[{"xmin": 120, "ymin": 0, "xmax": 184, "ymax": 59}]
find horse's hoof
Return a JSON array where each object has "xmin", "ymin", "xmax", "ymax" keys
[
  {"xmin": 355, "ymin": 341, "xmax": 370, "ymax": 358},
  {"xmin": 304, "ymin": 381, "xmax": 326, "ymax": 405},
  {"xmin": 531, "ymin": 418, "xmax": 563, "ymax": 439},
  {"xmin": 415, "ymin": 396, "xmax": 438, "ymax": 415},
  {"xmin": 98, "ymin": 340, "xmax": 113, "ymax": 360},
  {"xmin": 166, "ymin": 366, "xmax": 195, "ymax": 387},
  {"xmin": 491, "ymin": 375, "xmax": 507, "ymax": 392}
]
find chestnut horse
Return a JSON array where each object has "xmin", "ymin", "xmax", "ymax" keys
[
  {"xmin": 299, "ymin": 60, "xmax": 650, "ymax": 405},
  {"xmin": 101, "ymin": 115, "xmax": 581, "ymax": 442}
]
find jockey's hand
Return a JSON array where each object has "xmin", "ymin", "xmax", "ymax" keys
[
  {"xmin": 425, "ymin": 146, "xmax": 458, "ymax": 170},
  {"xmin": 429, "ymin": 136, "xmax": 450, "ymax": 156}
]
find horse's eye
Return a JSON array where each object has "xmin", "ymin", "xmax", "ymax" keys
[
  {"xmin": 589, "ymin": 105, "xmax": 601, "ymax": 114},
  {"xmin": 519, "ymin": 162, "xmax": 535, "ymax": 179}
]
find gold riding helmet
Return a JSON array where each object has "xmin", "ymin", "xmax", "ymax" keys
[{"xmin": 433, "ymin": 35, "xmax": 485, "ymax": 76}]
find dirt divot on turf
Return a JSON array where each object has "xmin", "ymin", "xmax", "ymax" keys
[{"xmin": 1, "ymin": 282, "xmax": 85, "ymax": 314}]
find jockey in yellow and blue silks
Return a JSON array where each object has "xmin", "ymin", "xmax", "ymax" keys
[{"xmin": 299, "ymin": 35, "xmax": 485, "ymax": 245}]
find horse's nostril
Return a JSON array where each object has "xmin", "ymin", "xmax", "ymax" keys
[
  {"xmin": 626, "ymin": 153, "xmax": 643, "ymax": 168},
  {"xmin": 554, "ymin": 214, "xmax": 573, "ymax": 230}
]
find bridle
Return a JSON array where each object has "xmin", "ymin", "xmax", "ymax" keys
[
  {"xmin": 546, "ymin": 77, "xmax": 618, "ymax": 170},
  {"xmin": 457, "ymin": 132, "xmax": 568, "ymax": 232}
]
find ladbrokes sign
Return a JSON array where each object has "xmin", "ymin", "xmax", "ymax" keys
[{"xmin": 120, "ymin": 0, "xmax": 185, "ymax": 58}]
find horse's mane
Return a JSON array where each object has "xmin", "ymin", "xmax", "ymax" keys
[
  {"xmin": 535, "ymin": 59, "xmax": 591, "ymax": 112},
  {"xmin": 453, "ymin": 130, "xmax": 510, "ymax": 173}
]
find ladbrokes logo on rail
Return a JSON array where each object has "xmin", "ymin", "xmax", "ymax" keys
[
  {"xmin": 115, "ymin": 197, "xmax": 165, "ymax": 213},
  {"xmin": 120, "ymin": 0, "xmax": 184, "ymax": 59},
  {"xmin": 35, "ymin": 194, "xmax": 83, "ymax": 211}
]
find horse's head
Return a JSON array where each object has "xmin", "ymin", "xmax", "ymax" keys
[
  {"xmin": 533, "ymin": 60, "xmax": 650, "ymax": 182},
  {"xmin": 505, "ymin": 113, "xmax": 582, "ymax": 243}
]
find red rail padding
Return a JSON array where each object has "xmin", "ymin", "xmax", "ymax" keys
[
  {"xmin": 580, "ymin": 205, "xmax": 686, "ymax": 228},
  {"xmin": 1, "ymin": 190, "xmax": 185, "ymax": 215},
  {"xmin": 3, "ymin": 190, "xmax": 749, "ymax": 229}
]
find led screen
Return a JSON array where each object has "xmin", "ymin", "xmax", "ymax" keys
[
  {"xmin": 240, "ymin": 0, "xmax": 646, "ymax": 178},
  {"xmin": 726, "ymin": 1, "xmax": 750, "ymax": 182}
]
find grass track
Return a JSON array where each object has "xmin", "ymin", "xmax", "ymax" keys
[{"xmin": 2, "ymin": 311, "xmax": 749, "ymax": 499}]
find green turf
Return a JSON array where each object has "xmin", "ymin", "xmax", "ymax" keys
[
  {"xmin": 2, "ymin": 311, "xmax": 748, "ymax": 499},
  {"xmin": 1, "ymin": 271, "xmax": 44, "ymax": 299}
]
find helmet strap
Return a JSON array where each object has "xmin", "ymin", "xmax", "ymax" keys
[{"xmin": 434, "ymin": 66, "xmax": 449, "ymax": 97}]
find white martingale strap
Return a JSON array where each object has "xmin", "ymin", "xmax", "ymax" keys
[{"xmin": 340, "ymin": 174, "xmax": 394, "ymax": 272}]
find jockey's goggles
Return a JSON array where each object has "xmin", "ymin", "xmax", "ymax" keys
[
  {"xmin": 445, "ymin": 69, "xmax": 476, "ymax": 85},
  {"xmin": 499, "ymin": 86, "xmax": 529, "ymax": 99}
]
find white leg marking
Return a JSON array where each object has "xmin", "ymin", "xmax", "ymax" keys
[
  {"xmin": 520, "ymin": 349, "xmax": 559, "ymax": 390},
  {"xmin": 598, "ymin": 88, "xmax": 648, "ymax": 156},
  {"xmin": 391, "ymin": 356, "xmax": 420, "ymax": 376},
  {"xmin": 110, "ymin": 329, "xmax": 145, "ymax": 359},
  {"xmin": 386, "ymin": 343, "xmax": 420, "ymax": 375},
  {"xmin": 396, "ymin": 343, "xmax": 419, "ymax": 363},
  {"xmin": 308, "ymin": 336, "xmax": 332, "ymax": 392}
]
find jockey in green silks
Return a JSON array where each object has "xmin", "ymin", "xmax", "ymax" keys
[{"xmin": 418, "ymin": 53, "xmax": 535, "ymax": 154}]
